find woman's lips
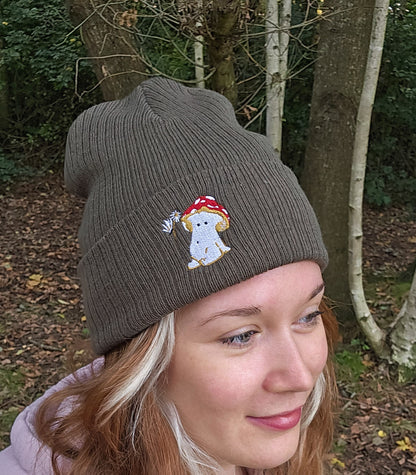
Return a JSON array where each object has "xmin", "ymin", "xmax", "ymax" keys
[{"xmin": 247, "ymin": 407, "xmax": 302, "ymax": 431}]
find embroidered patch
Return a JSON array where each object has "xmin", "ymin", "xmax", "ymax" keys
[{"xmin": 163, "ymin": 196, "xmax": 231, "ymax": 270}]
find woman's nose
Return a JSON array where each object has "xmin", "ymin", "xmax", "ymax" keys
[{"xmin": 261, "ymin": 334, "xmax": 316, "ymax": 394}]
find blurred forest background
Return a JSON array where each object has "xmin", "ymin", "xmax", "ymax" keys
[
  {"xmin": 1, "ymin": 1, "xmax": 415, "ymax": 204},
  {"xmin": 0, "ymin": 0, "xmax": 416, "ymax": 472}
]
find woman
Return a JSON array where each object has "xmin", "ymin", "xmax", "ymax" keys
[{"xmin": 0, "ymin": 78, "xmax": 338, "ymax": 474}]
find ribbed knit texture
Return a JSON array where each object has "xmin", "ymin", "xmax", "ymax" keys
[{"xmin": 64, "ymin": 77, "xmax": 328, "ymax": 354}]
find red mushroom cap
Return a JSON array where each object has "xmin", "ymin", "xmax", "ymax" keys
[
  {"xmin": 181, "ymin": 196, "xmax": 230, "ymax": 232},
  {"xmin": 182, "ymin": 196, "xmax": 230, "ymax": 222}
]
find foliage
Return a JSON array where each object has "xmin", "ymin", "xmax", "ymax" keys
[
  {"xmin": 0, "ymin": 149, "xmax": 35, "ymax": 188},
  {"xmin": 335, "ymin": 348, "xmax": 368, "ymax": 383},
  {"xmin": 365, "ymin": 165, "xmax": 416, "ymax": 207},
  {"xmin": 366, "ymin": 3, "xmax": 416, "ymax": 207},
  {"xmin": 0, "ymin": 367, "xmax": 25, "ymax": 444},
  {"xmin": 0, "ymin": 407, "xmax": 20, "ymax": 446},
  {"xmin": 0, "ymin": 0, "xmax": 98, "ymax": 179},
  {"xmin": 0, "ymin": 367, "xmax": 25, "ymax": 399},
  {"xmin": 281, "ymin": 2, "xmax": 318, "ymax": 174},
  {"xmin": 0, "ymin": 0, "xmax": 414, "ymax": 207},
  {"xmin": 133, "ymin": 2, "xmax": 194, "ymax": 82}
]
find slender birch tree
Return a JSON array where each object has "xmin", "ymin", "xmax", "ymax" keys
[
  {"xmin": 266, "ymin": 0, "xmax": 291, "ymax": 154},
  {"xmin": 348, "ymin": 0, "xmax": 416, "ymax": 379},
  {"xmin": 349, "ymin": 0, "xmax": 390, "ymax": 358},
  {"xmin": 278, "ymin": 0, "xmax": 291, "ymax": 130},
  {"xmin": 390, "ymin": 270, "xmax": 416, "ymax": 380},
  {"xmin": 194, "ymin": 37, "xmax": 205, "ymax": 88},
  {"xmin": 266, "ymin": 1, "xmax": 280, "ymax": 151},
  {"xmin": 194, "ymin": 0, "xmax": 205, "ymax": 88}
]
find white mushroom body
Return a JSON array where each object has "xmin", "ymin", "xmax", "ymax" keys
[
  {"xmin": 182, "ymin": 210, "xmax": 230, "ymax": 269},
  {"xmin": 180, "ymin": 196, "xmax": 231, "ymax": 270}
]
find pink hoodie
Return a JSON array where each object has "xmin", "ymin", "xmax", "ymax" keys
[{"xmin": 0, "ymin": 359, "xmax": 103, "ymax": 474}]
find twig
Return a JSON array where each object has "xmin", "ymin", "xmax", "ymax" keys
[
  {"xmin": 30, "ymin": 341, "xmax": 63, "ymax": 353},
  {"xmin": 339, "ymin": 396, "xmax": 408, "ymax": 417}
]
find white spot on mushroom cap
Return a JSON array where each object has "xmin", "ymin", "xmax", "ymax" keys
[{"xmin": 206, "ymin": 195, "xmax": 215, "ymax": 200}]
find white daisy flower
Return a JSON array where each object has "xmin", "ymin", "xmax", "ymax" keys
[{"xmin": 170, "ymin": 210, "xmax": 181, "ymax": 222}]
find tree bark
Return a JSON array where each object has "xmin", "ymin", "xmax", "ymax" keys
[
  {"xmin": 278, "ymin": 0, "xmax": 291, "ymax": 142},
  {"xmin": 67, "ymin": 0, "xmax": 146, "ymax": 101},
  {"xmin": 266, "ymin": 0, "xmax": 281, "ymax": 152},
  {"xmin": 301, "ymin": 0, "xmax": 376, "ymax": 323},
  {"xmin": 349, "ymin": 0, "xmax": 389, "ymax": 358},
  {"xmin": 194, "ymin": 35, "xmax": 205, "ymax": 88},
  {"xmin": 206, "ymin": 0, "xmax": 241, "ymax": 106},
  {"xmin": 194, "ymin": 0, "xmax": 205, "ymax": 89},
  {"xmin": 266, "ymin": 0, "xmax": 291, "ymax": 154},
  {"xmin": 391, "ymin": 268, "xmax": 416, "ymax": 380}
]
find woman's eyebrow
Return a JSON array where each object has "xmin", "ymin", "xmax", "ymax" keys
[
  {"xmin": 199, "ymin": 283, "xmax": 324, "ymax": 327},
  {"xmin": 200, "ymin": 306, "xmax": 262, "ymax": 326},
  {"xmin": 309, "ymin": 282, "xmax": 325, "ymax": 300}
]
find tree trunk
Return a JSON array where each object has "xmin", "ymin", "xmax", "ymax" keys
[
  {"xmin": 265, "ymin": 0, "xmax": 291, "ymax": 154},
  {"xmin": 391, "ymin": 268, "xmax": 416, "ymax": 381},
  {"xmin": 194, "ymin": 36, "xmax": 205, "ymax": 88},
  {"xmin": 206, "ymin": 0, "xmax": 241, "ymax": 106},
  {"xmin": 301, "ymin": 0, "xmax": 376, "ymax": 323},
  {"xmin": 278, "ymin": 0, "xmax": 291, "ymax": 142},
  {"xmin": 349, "ymin": 0, "xmax": 389, "ymax": 358},
  {"xmin": 266, "ymin": 0, "xmax": 291, "ymax": 154},
  {"xmin": 67, "ymin": 0, "xmax": 146, "ymax": 101},
  {"xmin": 194, "ymin": 0, "xmax": 205, "ymax": 88},
  {"xmin": 265, "ymin": 0, "xmax": 281, "ymax": 152}
]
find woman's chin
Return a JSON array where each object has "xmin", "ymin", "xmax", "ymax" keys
[{"xmin": 219, "ymin": 426, "xmax": 301, "ymax": 472}]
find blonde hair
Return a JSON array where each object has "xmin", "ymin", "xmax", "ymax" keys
[{"xmin": 35, "ymin": 301, "xmax": 338, "ymax": 474}]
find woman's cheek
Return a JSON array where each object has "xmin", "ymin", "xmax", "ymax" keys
[
  {"xmin": 313, "ymin": 332, "xmax": 329, "ymax": 376},
  {"xmin": 190, "ymin": 353, "xmax": 260, "ymax": 409}
]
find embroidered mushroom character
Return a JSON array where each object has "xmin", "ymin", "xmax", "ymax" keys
[{"xmin": 181, "ymin": 196, "xmax": 231, "ymax": 270}]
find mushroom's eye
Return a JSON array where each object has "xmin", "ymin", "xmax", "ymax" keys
[
  {"xmin": 204, "ymin": 221, "xmax": 208, "ymax": 225},
  {"xmin": 197, "ymin": 223, "xmax": 201, "ymax": 227}
]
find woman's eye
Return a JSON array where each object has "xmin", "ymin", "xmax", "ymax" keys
[
  {"xmin": 221, "ymin": 330, "xmax": 257, "ymax": 348},
  {"xmin": 297, "ymin": 310, "xmax": 323, "ymax": 327}
]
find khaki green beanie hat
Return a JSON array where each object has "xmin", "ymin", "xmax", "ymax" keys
[{"xmin": 64, "ymin": 77, "xmax": 328, "ymax": 355}]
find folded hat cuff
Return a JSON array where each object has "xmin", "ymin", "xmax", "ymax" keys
[{"xmin": 78, "ymin": 160, "xmax": 328, "ymax": 354}]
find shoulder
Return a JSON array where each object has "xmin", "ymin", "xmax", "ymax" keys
[{"xmin": 0, "ymin": 358, "xmax": 103, "ymax": 474}]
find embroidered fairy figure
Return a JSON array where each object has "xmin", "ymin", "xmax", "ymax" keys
[{"xmin": 163, "ymin": 196, "xmax": 231, "ymax": 270}]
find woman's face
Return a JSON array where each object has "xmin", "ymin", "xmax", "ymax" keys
[{"xmin": 166, "ymin": 261, "xmax": 328, "ymax": 473}]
